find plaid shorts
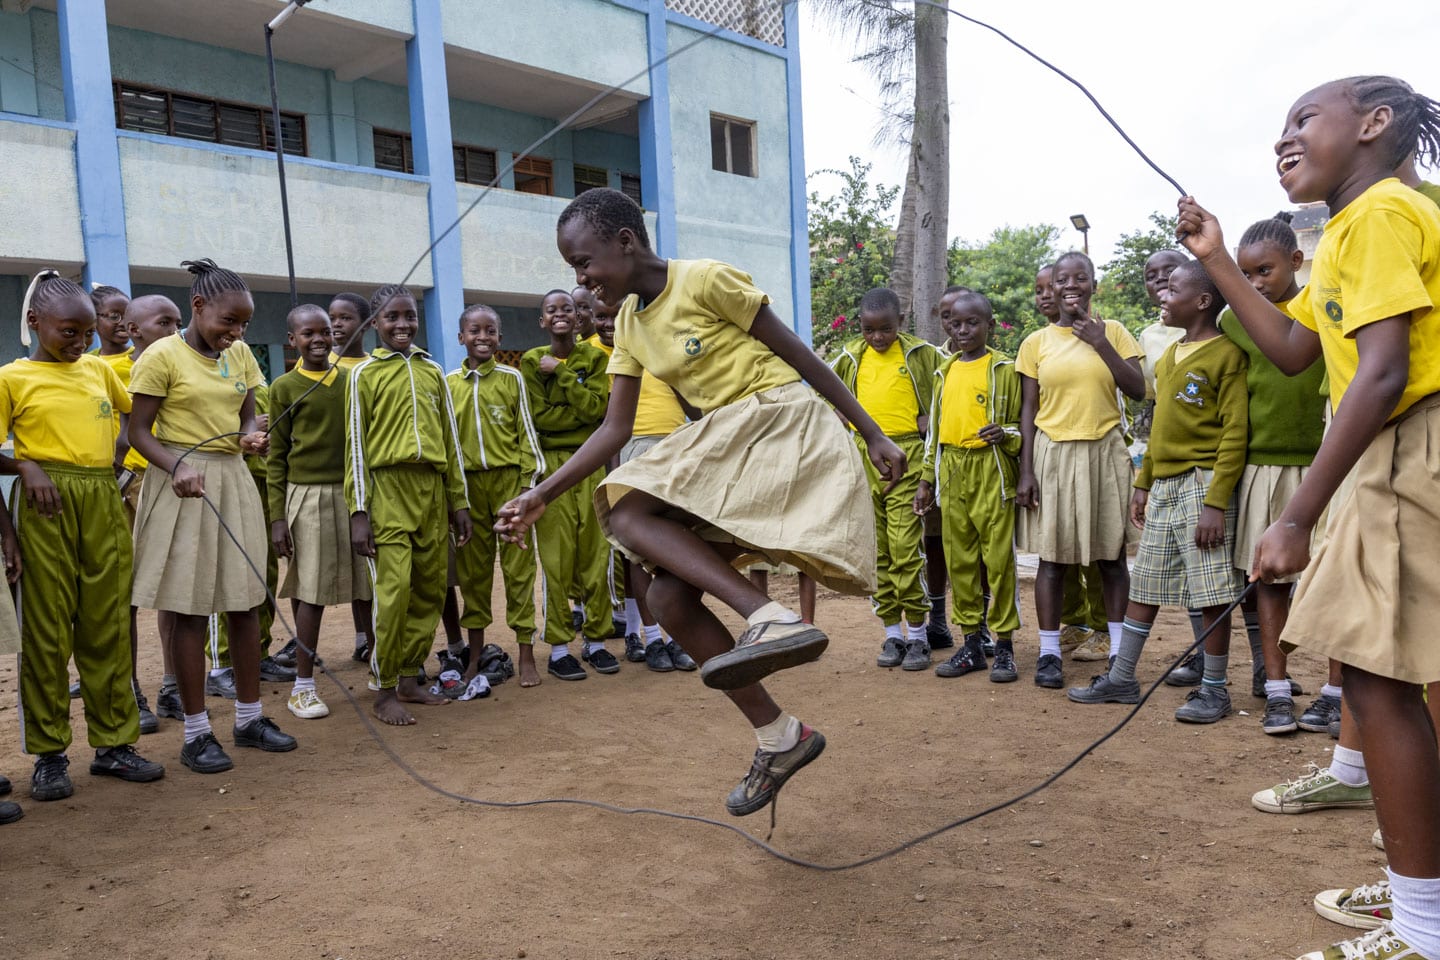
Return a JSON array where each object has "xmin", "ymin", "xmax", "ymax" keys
[{"xmin": 1129, "ymin": 468, "xmax": 1243, "ymax": 609}]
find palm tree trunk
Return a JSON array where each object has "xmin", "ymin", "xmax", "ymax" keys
[
  {"xmin": 890, "ymin": 141, "xmax": 919, "ymax": 325},
  {"xmin": 909, "ymin": 0, "xmax": 949, "ymax": 344}
]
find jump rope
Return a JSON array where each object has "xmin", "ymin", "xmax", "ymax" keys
[{"xmin": 137, "ymin": 0, "xmax": 1248, "ymax": 871}]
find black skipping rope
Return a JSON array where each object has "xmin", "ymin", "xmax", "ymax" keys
[{"xmin": 170, "ymin": 0, "xmax": 1229, "ymax": 870}]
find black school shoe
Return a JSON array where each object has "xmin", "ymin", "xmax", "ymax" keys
[
  {"xmin": 926, "ymin": 619, "xmax": 955, "ymax": 651},
  {"xmin": 1250, "ymin": 664, "xmax": 1303, "ymax": 699},
  {"xmin": 666, "ymin": 641, "xmax": 698, "ymax": 671},
  {"xmin": 180, "ymin": 733, "xmax": 234, "ymax": 774},
  {"xmin": 0, "ymin": 773, "xmax": 10, "ymax": 796},
  {"xmin": 548, "ymin": 654, "xmax": 587, "ymax": 681},
  {"xmin": 90, "ymin": 745, "xmax": 165, "ymax": 782},
  {"xmin": 582, "ymin": 647, "xmax": 621, "ymax": 675},
  {"xmin": 0, "ymin": 800, "xmax": 21, "ymax": 825},
  {"xmin": 935, "ymin": 635, "xmax": 986, "ymax": 678},
  {"xmin": 30, "ymin": 754, "xmax": 73, "ymax": 801},
  {"xmin": 234, "ymin": 717, "xmax": 298, "ymax": 752},
  {"xmin": 155, "ymin": 685, "xmax": 184, "ymax": 721},
  {"xmin": 134, "ymin": 686, "xmax": 159, "ymax": 735},
  {"xmin": 1034, "ymin": 654, "xmax": 1065, "ymax": 689},
  {"xmin": 259, "ymin": 656, "xmax": 297, "ymax": 683},
  {"xmin": 644, "ymin": 640, "xmax": 674, "ymax": 672},
  {"xmin": 624, "ymin": 634, "xmax": 646, "ymax": 662}
]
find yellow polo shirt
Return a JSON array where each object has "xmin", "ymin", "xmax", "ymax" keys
[
  {"xmin": 1015, "ymin": 320, "xmax": 1142, "ymax": 440},
  {"xmin": 129, "ymin": 333, "xmax": 265, "ymax": 455},
  {"xmin": 938, "ymin": 353, "xmax": 993, "ymax": 449},
  {"xmin": 0, "ymin": 355, "xmax": 131, "ymax": 467},
  {"xmin": 854, "ymin": 344, "xmax": 919, "ymax": 437}
]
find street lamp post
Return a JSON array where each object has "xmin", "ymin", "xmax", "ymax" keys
[
  {"xmin": 265, "ymin": 0, "xmax": 311, "ymax": 307},
  {"xmin": 1069, "ymin": 213, "xmax": 1091, "ymax": 256}
]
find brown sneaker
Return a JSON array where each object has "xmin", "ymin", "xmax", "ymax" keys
[
  {"xmin": 725, "ymin": 725, "xmax": 826, "ymax": 817},
  {"xmin": 700, "ymin": 621, "xmax": 828, "ymax": 690}
]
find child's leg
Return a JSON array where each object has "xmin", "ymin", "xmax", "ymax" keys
[
  {"xmin": 1083, "ymin": 563, "xmax": 1108, "ymax": 632},
  {"xmin": 395, "ymin": 476, "xmax": 450, "ymax": 709},
  {"xmin": 350, "ymin": 599, "xmax": 374, "ymax": 660},
  {"xmin": 1094, "ymin": 556, "xmax": 1131, "ymax": 624},
  {"xmin": 1257, "ymin": 582, "xmax": 1292, "ymax": 682},
  {"xmin": 1033, "ymin": 560, "xmax": 1069, "ymax": 632},
  {"xmin": 440, "ymin": 585, "xmax": 463, "ymax": 656},
  {"xmin": 285, "ymin": 599, "xmax": 330, "ymax": 719},
  {"xmin": 798, "ymin": 574, "xmax": 816, "ymax": 625},
  {"xmin": 534, "ymin": 463, "xmax": 584, "ymax": 673},
  {"xmin": 1060, "ymin": 563, "xmax": 1087, "ymax": 628},
  {"xmin": 454, "ymin": 474, "xmax": 498, "ymax": 680},
  {"xmin": 935, "ymin": 470, "xmax": 989, "ymax": 678},
  {"xmin": 15, "ymin": 502, "xmax": 81, "ymax": 760},
  {"xmin": 368, "ymin": 473, "xmax": 421, "ymax": 724},
  {"xmin": 575, "ymin": 467, "xmax": 618, "ymax": 653},
  {"xmin": 882, "ymin": 442, "xmax": 928, "ymax": 660},
  {"xmin": 224, "ymin": 609, "xmax": 263, "ymax": 705},
  {"xmin": 749, "ymin": 568, "xmax": 768, "ymax": 593}
]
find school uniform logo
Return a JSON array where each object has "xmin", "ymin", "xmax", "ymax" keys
[
  {"xmin": 684, "ymin": 337, "xmax": 703, "ymax": 357},
  {"xmin": 96, "ymin": 398, "xmax": 112, "ymax": 419},
  {"xmin": 1177, "ymin": 376, "xmax": 1205, "ymax": 406},
  {"xmin": 1325, "ymin": 300, "xmax": 1343, "ymax": 323}
]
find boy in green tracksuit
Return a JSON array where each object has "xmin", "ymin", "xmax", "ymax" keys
[
  {"xmin": 829, "ymin": 287, "xmax": 943, "ymax": 672},
  {"xmin": 521, "ymin": 289, "xmax": 613, "ymax": 682},
  {"xmin": 346, "ymin": 285, "xmax": 472, "ymax": 726},
  {"xmin": 916, "ymin": 291, "xmax": 1023, "ymax": 683},
  {"xmin": 448, "ymin": 305, "xmax": 546, "ymax": 689}
]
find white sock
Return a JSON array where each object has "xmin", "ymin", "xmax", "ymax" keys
[
  {"xmin": 209, "ymin": 667, "xmax": 231, "ymax": 679},
  {"xmin": 354, "ymin": 632, "xmax": 367, "ymax": 650},
  {"xmin": 1330, "ymin": 744, "xmax": 1368, "ymax": 787},
  {"xmin": 1387, "ymin": 867, "xmax": 1440, "ymax": 959},
  {"xmin": 183, "ymin": 711, "xmax": 211, "ymax": 742},
  {"xmin": 549, "ymin": 644, "xmax": 571, "ymax": 662},
  {"xmin": 235, "ymin": 700, "xmax": 262, "ymax": 727},
  {"xmin": 748, "ymin": 601, "xmax": 801, "ymax": 627},
  {"xmin": 643, "ymin": 624, "xmax": 664, "ymax": 645},
  {"xmin": 755, "ymin": 713, "xmax": 801, "ymax": 753},
  {"xmin": 584, "ymin": 640, "xmax": 606, "ymax": 656},
  {"xmin": 1321, "ymin": 683, "xmax": 1343, "ymax": 700},
  {"xmin": 447, "ymin": 637, "xmax": 465, "ymax": 656},
  {"xmin": 1038, "ymin": 629, "xmax": 1062, "ymax": 658},
  {"xmin": 1264, "ymin": 679, "xmax": 1293, "ymax": 701},
  {"xmin": 906, "ymin": 622, "xmax": 925, "ymax": 643},
  {"xmin": 1107, "ymin": 621, "xmax": 1124, "ymax": 650},
  {"xmin": 292, "ymin": 677, "xmax": 316, "ymax": 695},
  {"xmin": 624, "ymin": 599, "xmax": 642, "ymax": 636},
  {"xmin": 884, "ymin": 622, "xmax": 903, "ymax": 641}
]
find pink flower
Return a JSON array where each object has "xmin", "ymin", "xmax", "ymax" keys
[
  {"xmin": 831, "ymin": 315, "xmax": 846, "ymax": 329},
  {"xmin": 855, "ymin": 241, "xmax": 864, "ymax": 250},
  {"xmin": 999, "ymin": 321, "xmax": 1014, "ymax": 330}
]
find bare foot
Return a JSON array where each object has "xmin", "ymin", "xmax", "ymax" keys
[
  {"xmin": 396, "ymin": 675, "xmax": 448, "ymax": 706},
  {"xmin": 518, "ymin": 645, "xmax": 541, "ymax": 687},
  {"xmin": 372, "ymin": 689, "xmax": 415, "ymax": 726}
]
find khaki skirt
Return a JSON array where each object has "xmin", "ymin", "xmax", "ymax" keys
[
  {"xmin": 1284, "ymin": 394, "xmax": 1440, "ymax": 683},
  {"xmin": 1233, "ymin": 463, "xmax": 1311, "ymax": 580},
  {"xmin": 596, "ymin": 381, "xmax": 876, "ymax": 595},
  {"xmin": 279, "ymin": 482, "xmax": 372, "ymax": 606},
  {"xmin": 1017, "ymin": 429, "xmax": 1132, "ymax": 565},
  {"xmin": 132, "ymin": 447, "xmax": 268, "ymax": 616}
]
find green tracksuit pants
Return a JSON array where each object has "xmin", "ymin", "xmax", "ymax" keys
[
  {"xmin": 939, "ymin": 446, "xmax": 1021, "ymax": 636},
  {"xmin": 535, "ymin": 448, "xmax": 610, "ymax": 644},
  {"xmin": 206, "ymin": 472, "xmax": 278, "ymax": 667},
  {"xmin": 456, "ymin": 466, "xmax": 537, "ymax": 642},
  {"xmin": 367, "ymin": 464, "xmax": 449, "ymax": 688},
  {"xmin": 1062, "ymin": 562, "xmax": 1107, "ymax": 631},
  {"xmin": 862, "ymin": 434, "xmax": 929, "ymax": 626},
  {"xmin": 15, "ymin": 464, "xmax": 139, "ymax": 754}
]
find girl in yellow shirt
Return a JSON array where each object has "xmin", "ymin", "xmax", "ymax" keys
[
  {"xmin": 497, "ymin": 188, "xmax": 905, "ymax": 818},
  {"xmin": 1178, "ymin": 75, "xmax": 1440, "ymax": 960}
]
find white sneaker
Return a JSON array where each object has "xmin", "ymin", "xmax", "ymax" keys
[
  {"xmin": 1295, "ymin": 923, "xmax": 1424, "ymax": 960},
  {"xmin": 1059, "ymin": 624, "xmax": 1093, "ymax": 650},
  {"xmin": 287, "ymin": 688, "xmax": 330, "ymax": 719},
  {"xmin": 1070, "ymin": 630, "xmax": 1111, "ymax": 661},
  {"xmin": 1373, "ymin": 828, "xmax": 1385, "ymax": 851}
]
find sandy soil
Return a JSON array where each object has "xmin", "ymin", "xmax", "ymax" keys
[{"xmin": 0, "ymin": 574, "xmax": 1384, "ymax": 960}]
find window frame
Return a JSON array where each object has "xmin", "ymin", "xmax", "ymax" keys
[
  {"xmin": 112, "ymin": 80, "xmax": 307, "ymax": 157},
  {"xmin": 709, "ymin": 112, "xmax": 756, "ymax": 178}
]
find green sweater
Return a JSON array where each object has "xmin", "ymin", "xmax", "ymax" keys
[
  {"xmin": 1218, "ymin": 308, "xmax": 1325, "ymax": 465},
  {"xmin": 1136, "ymin": 335, "xmax": 1249, "ymax": 509},
  {"xmin": 344, "ymin": 347, "xmax": 468, "ymax": 515},
  {"xmin": 520, "ymin": 341, "xmax": 609, "ymax": 451},
  {"xmin": 828, "ymin": 331, "xmax": 945, "ymax": 423},
  {"xmin": 447, "ymin": 359, "xmax": 544, "ymax": 485},
  {"xmin": 267, "ymin": 367, "xmax": 347, "ymax": 516}
]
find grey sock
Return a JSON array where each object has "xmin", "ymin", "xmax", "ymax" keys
[
  {"xmin": 1243, "ymin": 610, "xmax": 1263, "ymax": 662},
  {"xmin": 1203, "ymin": 652, "xmax": 1229, "ymax": 686},
  {"xmin": 1108, "ymin": 618, "xmax": 1151, "ymax": 684},
  {"xmin": 1187, "ymin": 609, "xmax": 1205, "ymax": 643}
]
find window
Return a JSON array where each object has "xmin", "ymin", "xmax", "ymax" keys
[
  {"xmin": 513, "ymin": 155, "xmax": 553, "ymax": 195},
  {"xmin": 373, "ymin": 129, "xmax": 414, "ymax": 174},
  {"xmin": 454, "ymin": 144, "xmax": 498, "ymax": 186},
  {"xmin": 113, "ymin": 82, "xmax": 306, "ymax": 156},
  {"xmin": 574, "ymin": 164, "xmax": 609, "ymax": 196},
  {"xmin": 709, "ymin": 114, "xmax": 755, "ymax": 177},
  {"xmin": 619, "ymin": 173, "xmax": 643, "ymax": 205}
]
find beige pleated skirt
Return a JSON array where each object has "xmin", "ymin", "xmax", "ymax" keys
[
  {"xmin": 1233, "ymin": 463, "xmax": 1312, "ymax": 581},
  {"xmin": 1284, "ymin": 394, "xmax": 1440, "ymax": 683},
  {"xmin": 1017, "ymin": 429, "xmax": 1132, "ymax": 565},
  {"xmin": 596, "ymin": 381, "xmax": 877, "ymax": 595},
  {"xmin": 132, "ymin": 447, "xmax": 268, "ymax": 615},
  {"xmin": 279, "ymin": 481, "xmax": 372, "ymax": 606}
]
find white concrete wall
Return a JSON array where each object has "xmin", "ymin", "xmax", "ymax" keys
[
  {"xmin": 0, "ymin": 119, "xmax": 84, "ymax": 266},
  {"xmin": 117, "ymin": 136, "xmax": 433, "ymax": 288}
]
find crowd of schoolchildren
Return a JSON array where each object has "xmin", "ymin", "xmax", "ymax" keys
[{"xmin": 0, "ymin": 73, "xmax": 1436, "ymax": 960}]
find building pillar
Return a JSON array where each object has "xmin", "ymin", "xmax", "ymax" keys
[
  {"xmin": 637, "ymin": 0, "xmax": 676, "ymax": 257},
  {"xmin": 408, "ymin": 0, "xmax": 464, "ymax": 371},
  {"xmin": 783, "ymin": 1, "xmax": 810, "ymax": 342},
  {"xmin": 57, "ymin": 0, "xmax": 130, "ymax": 292}
]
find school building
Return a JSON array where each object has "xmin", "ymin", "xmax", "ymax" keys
[{"xmin": 0, "ymin": 0, "xmax": 809, "ymax": 374}]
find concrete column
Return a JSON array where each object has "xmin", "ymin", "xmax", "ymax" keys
[
  {"xmin": 783, "ymin": 1, "xmax": 810, "ymax": 341},
  {"xmin": 408, "ymin": 0, "xmax": 464, "ymax": 371},
  {"xmin": 57, "ymin": 0, "xmax": 131, "ymax": 292},
  {"xmin": 637, "ymin": 0, "xmax": 676, "ymax": 256}
]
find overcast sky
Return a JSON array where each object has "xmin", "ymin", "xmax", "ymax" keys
[{"xmin": 796, "ymin": 0, "xmax": 1440, "ymax": 266}]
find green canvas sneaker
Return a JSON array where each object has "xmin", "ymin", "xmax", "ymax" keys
[
  {"xmin": 1314, "ymin": 880, "xmax": 1392, "ymax": 930},
  {"xmin": 1296, "ymin": 923, "xmax": 1424, "ymax": 960},
  {"xmin": 1251, "ymin": 763, "xmax": 1374, "ymax": 814}
]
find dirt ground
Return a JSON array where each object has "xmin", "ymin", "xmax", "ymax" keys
[{"xmin": 0, "ymin": 572, "xmax": 1385, "ymax": 960}]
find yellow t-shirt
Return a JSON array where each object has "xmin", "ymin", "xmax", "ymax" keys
[
  {"xmin": 609, "ymin": 260, "xmax": 800, "ymax": 414},
  {"xmin": 633, "ymin": 370, "xmax": 686, "ymax": 437},
  {"xmin": 854, "ymin": 344, "xmax": 920, "ymax": 437},
  {"xmin": 122, "ymin": 347, "xmax": 152, "ymax": 471},
  {"xmin": 0, "ymin": 355, "xmax": 131, "ymax": 468},
  {"xmin": 328, "ymin": 352, "xmax": 367, "ymax": 372},
  {"xmin": 296, "ymin": 365, "xmax": 339, "ymax": 386},
  {"xmin": 1138, "ymin": 321, "xmax": 1185, "ymax": 400},
  {"xmin": 938, "ymin": 354, "xmax": 994, "ymax": 449},
  {"xmin": 584, "ymin": 334, "xmax": 614, "ymax": 359},
  {"xmin": 1016, "ymin": 320, "xmax": 1142, "ymax": 441},
  {"xmin": 128, "ymin": 333, "xmax": 265, "ymax": 455},
  {"xmin": 1291, "ymin": 178, "xmax": 1440, "ymax": 419},
  {"xmin": 96, "ymin": 348, "xmax": 135, "ymax": 386}
]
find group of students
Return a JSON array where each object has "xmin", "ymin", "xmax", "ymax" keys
[{"xmin": 0, "ymin": 71, "xmax": 1436, "ymax": 960}]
